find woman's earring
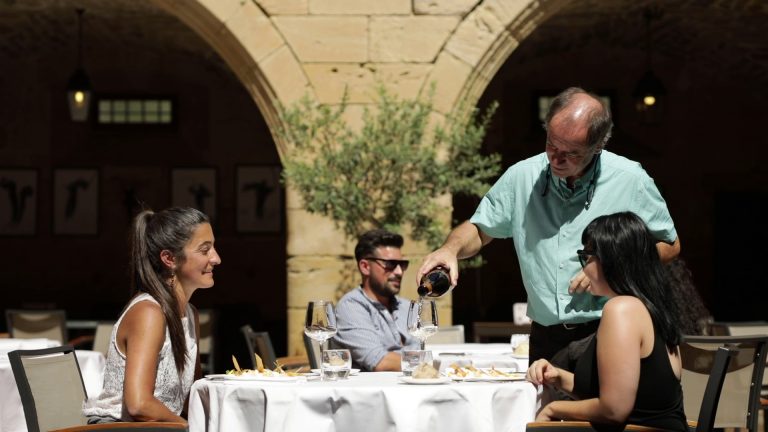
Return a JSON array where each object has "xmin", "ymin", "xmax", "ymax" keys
[{"xmin": 167, "ymin": 273, "xmax": 176, "ymax": 288}]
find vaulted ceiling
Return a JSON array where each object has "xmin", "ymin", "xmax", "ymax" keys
[{"xmin": 1, "ymin": 0, "xmax": 766, "ymax": 89}]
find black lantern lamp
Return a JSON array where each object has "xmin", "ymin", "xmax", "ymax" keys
[
  {"xmin": 67, "ymin": 8, "xmax": 92, "ymax": 122},
  {"xmin": 633, "ymin": 7, "xmax": 665, "ymax": 121}
]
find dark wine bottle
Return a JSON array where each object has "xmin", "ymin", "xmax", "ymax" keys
[{"xmin": 417, "ymin": 266, "xmax": 453, "ymax": 298}]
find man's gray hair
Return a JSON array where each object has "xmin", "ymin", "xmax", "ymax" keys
[{"xmin": 543, "ymin": 87, "xmax": 613, "ymax": 149}]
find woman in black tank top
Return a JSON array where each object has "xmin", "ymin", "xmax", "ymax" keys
[{"xmin": 526, "ymin": 212, "xmax": 687, "ymax": 431}]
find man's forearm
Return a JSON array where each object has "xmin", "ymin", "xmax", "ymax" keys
[
  {"xmin": 656, "ymin": 237, "xmax": 680, "ymax": 263},
  {"xmin": 373, "ymin": 352, "xmax": 402, "ymax": 372},
  {"xmin": 443, "ymin": 221, "xmax": 488, "ymax": 259}
]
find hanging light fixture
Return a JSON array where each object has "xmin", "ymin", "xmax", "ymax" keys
[
  {"xmin": 632, "ymin": 7, "xmax": 665, "ymax": 121},
  {"xmin": 67, "ymin": 8, "xmax": 92, "ymax": 122}
]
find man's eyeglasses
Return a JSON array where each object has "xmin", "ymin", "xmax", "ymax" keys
[
  {"xmin": 364, "ymin": 257, "xmax": 410, "ymax": 272},
  {"xmin": 576, "ymin": 249, "xmax": 596, "ymax": 268}
]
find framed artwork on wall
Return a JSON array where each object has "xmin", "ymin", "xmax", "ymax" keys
[
  {"xmin": 171, "ymin": 168, "xmax": 217, "ymax": 221},
  {"xmin": 53, "ymin": 168, "xmax": 99, "ymax": 235},
  {"xmin": 0, "ymin": 168, "xmax": 38, "ymax": 236},
  {"xmin": 236, "ymin": 165, "xmax": 283, "ymax": 233}
]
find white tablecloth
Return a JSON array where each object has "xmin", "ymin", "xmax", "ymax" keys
[
  {"xmin": 427, "ymin": 343, "xmax": 529, "ymax": 372},
  {"xmin": 189, "ymin": 372, "xmax": 540, "ymax": 432},
  {"xmin": 0, "ymin": 344, "xmax": 105, "ymax": 432}
]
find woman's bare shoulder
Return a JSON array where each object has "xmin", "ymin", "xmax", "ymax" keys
[
  {"xmin": 603, "ymin": 296, "xmax": 647, "ymax": 320},
  {"xmin": 122, "ymin": 300, "xmax": 165, "ymax": 330}
]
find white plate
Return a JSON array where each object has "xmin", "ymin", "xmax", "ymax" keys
[
  {"xmin": 510, "ymin": 353, "xmax": 529, "ymax": 359},
  {"xmin": 205, "ymin": 373, "xmax": 304, "ymax": 382},
  {"xmin": 309, "ymin": 368, "xmax": 360, "ymax": 376},
  {"xmin": 398, "ymin": 376, "xmax": 451, "ymax": 385},
  {"xmin": 446, "ymin": 368, "xmax": 526, "ymax": 382}
]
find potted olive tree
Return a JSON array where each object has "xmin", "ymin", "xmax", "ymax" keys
[{"xmin": 278, "ymin": 85, "xmax": 501, "ymax": 257}]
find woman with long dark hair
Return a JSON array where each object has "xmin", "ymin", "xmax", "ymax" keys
[
  {"xmin": 527, "ymin": 211, "xmax": 686, "ymax": 430},
  {"xmin": 84, "ymin": 207, "xmax": 221, "ymax": 424}
]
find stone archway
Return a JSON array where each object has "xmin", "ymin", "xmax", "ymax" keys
[{"xmin": 152, "ymin": 0, "xmax": 567, "ymax": 355}]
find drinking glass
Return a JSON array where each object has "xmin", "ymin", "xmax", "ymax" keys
[
  {"xmin": 401, "ymin": 349, "xmax": 433, "ymax": 376},
  {"xmin": 304, "ymin": 300, "xmax": 338, "ymax": 379},
  {"xmin": 321, "ymin": 349, "xmax": 351, "ymax": 380},
  {"xmin": 407, "ymin": 299, "xmax": 438, "ymax": 350}
]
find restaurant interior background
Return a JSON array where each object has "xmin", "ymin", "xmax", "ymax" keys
[{"xmin": 1, "ymin": 0, "xmax": 766, "ymax": 370}]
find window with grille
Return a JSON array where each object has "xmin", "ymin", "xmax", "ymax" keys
[{"xmin": 96, "ymin": 97, "xmax": 174, "ymax": 125}]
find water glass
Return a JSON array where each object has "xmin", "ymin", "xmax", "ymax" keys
[
  {"xmin": 401, "ymin": 349, "xmax": 433, "ymax": 376},
  {"xmin": 510, "ymin": 333, "xmax": 530, "ymax": 356},
  {"xmin": 321, "ymin": 349, "xmax": 351, "ymax": 380}
]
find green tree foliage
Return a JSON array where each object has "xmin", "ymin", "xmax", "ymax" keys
[{"xmin": 278, "ymin": 86, "xmax": 501, "ymax": 251}]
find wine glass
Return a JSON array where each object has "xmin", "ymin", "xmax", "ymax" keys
[
  {"xmin": 407, "ymin": 299, "xmax": 439, "ymax": 350},
  {"xmin": 304, "ymin": 300, "xmax": 337, "ymax": 375}
]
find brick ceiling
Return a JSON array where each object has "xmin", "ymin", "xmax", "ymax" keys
[{"xmin": 1, "ymin": 0, "xmax": 766, "ymax": 84}]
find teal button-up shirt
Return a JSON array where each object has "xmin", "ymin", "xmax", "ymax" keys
[{"xmin": 470, "ymin": 151, "xmax": 677, "ymax": 326}]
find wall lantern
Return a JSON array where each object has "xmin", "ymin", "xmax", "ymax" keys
[
  {"xmin": 67, "ymin": 8, "xmax": 92, "ymax": 122},
  {"xmin": 632, "ymin": 7, "xmax": 665, "ymax": 122}
]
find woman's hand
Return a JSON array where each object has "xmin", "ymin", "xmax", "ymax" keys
[
  {"xmin": 535, "ymin": 404, "xmax": 556, "ymax": 421},
  {"xmin": 526, "ymin": 359, "xmax": 561, "ymax": 387}
]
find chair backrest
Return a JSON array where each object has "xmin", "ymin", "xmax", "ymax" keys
[
  {"xmin": 8, "ymin": 345, "xmax": 87, "ymax": 432},
  {"xmin": 303, "ymin": 332, "xmax": 322, "ymax": 369},
  {"xmin": 6, "ymin": 309, "xmax": 67, "ymax": 344},
  {"xmin": 695, "ymin": 346, "xmax": 737, "ymax": 432},
  {"xmin": 715, "ymin": 322, "xmax": 768, "ymax": 391},
  {"xmin": 91, "ymin": 321, "xmax": 115, "ymax": 356},
  {"xmin": 472, "ymin": 321, "xmax": 531, "ymax": 343},
  {"xmin": 197, "ymin": 309, "xmax": 217, "ymax": 374},
  {"xmin": 426, "ymin": 324, "xmax": 465, "ymax": 344},
  {"xmin": 241, "ymin": 325, "xmax": 277, "ymax": 369},
  {"xmin": 681, "ymin": 335, "xmax": 768, "ymax": 431}
]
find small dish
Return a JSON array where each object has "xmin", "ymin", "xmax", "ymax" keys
[
  {"xmin": 446, "ymin": 368, "xmax": 526, "ymax": 382},
  {"xmin": 309, "ymin": 368, "xmax": 360, "ymax": 376},
  {"xmin": 205, "ymin": 373, "xmax": 304, "ymax": 382},
  {"xmin": 398, "ymin": 376, "xmax": 451, "ymax": 385}
]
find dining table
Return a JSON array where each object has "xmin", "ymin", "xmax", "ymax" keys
[
  {"xmin": 0, "ymin": 339, "xmax": 105, "ymax": 432},
  {"xmin": 189, "ymin": 369, "xmax": 540, "ymax": 432}
]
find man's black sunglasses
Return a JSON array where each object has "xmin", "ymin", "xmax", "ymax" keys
[
  {"xmin": 364, "ymin": 257, "xmax": 410, "ymax": 272},
  {"xmin": 576, "ymin": 249, "xmax": 596, "ymax": 268}
]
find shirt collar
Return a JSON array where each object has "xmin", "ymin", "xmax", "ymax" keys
[
  {"xmin": 550, "ymin": 153, "xmax": 601, "ymax": 196},
  {"xmin": 358, "ymin": 286, "xmax": 400, "ymax": 313}
]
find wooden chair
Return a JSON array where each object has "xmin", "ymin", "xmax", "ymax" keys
[
  {"xmin": 526, "ymin": 346, "xmax": 737, "ymax": 432},
  {"xmin": 472, "ymin": 321, "xmax": 530, "ymax": 343},
  {"xmin": 9, "ymin": 345, "xmax": 186, "ymax": 432},
  {"xmin": 240, "ymin": 325, "xmax": 307, "ymax": 370},
  {"xmin": 67, "ymin": 321, "xmax": 116, "ymax": 356},
  {"xmin": 425, "ymin": 324, "xmax": 465, "ymax": 344},
  {"xmin": 6, "ymin": 309, "xmax": 68, "ymax": 344},
  {"xmin": 302, "ymin": 332, "xmax": 322, "ymax": 369},
  {"xmin": 196, "ymin": 309, "xmax": 217, "ymax": 374},
  {"xmin": 701, "ymin": 323, "xmax": 768, "ymax": 432},
  {"xmin": 681, "ymin": 335, "xmax": 768, "ymax": 432}
]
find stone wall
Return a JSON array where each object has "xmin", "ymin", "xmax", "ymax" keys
[{"xmin": 153, "ymin": 0, "xmax": 564, "ymax": 354}]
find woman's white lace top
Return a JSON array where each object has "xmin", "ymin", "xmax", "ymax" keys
[{"xmin": 83, "ymin": 293, "xmax": 197, "ymax": 420}]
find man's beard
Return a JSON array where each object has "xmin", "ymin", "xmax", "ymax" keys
[{"xmin": 370, "ymin": 275, "xmax": 401, "ymax": 299}]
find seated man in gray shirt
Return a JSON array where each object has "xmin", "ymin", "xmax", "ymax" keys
[{"xmin": 331, "ymin": 229, "xmax": 420, "ymax": 371}]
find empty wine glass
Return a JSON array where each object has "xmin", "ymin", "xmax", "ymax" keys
[
  {"xmin": 304, "ymin": 300, "xmax": 337, "ymax": 376},
  {"xmin": 407, "ymin": 299, "xmax": 438, "ymax": 350}
]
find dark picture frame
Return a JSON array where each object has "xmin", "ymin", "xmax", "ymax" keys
[
  {"xmin": 0, "ymin": 168, "xmax": 38, "ymax": 236},
  {"xmin": 171, "ymin": 168, "xmax": 217, "ymax": 221},
  {"xmin": 53, "ymin": 168, "xmax": 99, "ymax": 236},
  {"xmin": 236, "ymin": 165, "xmax": 283, "ymax": 233}
]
